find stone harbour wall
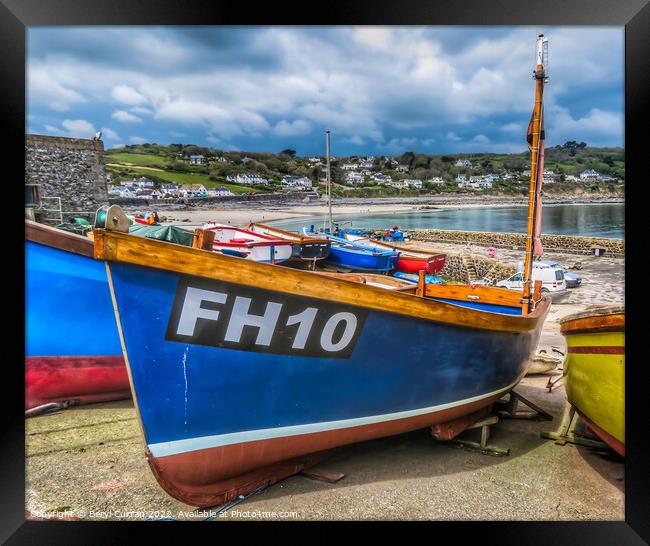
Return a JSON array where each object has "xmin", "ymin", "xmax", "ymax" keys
[
  {"xmin": 410, "ymin": 229, "xmax": 624, "ymax": 257},
  {"xmin": 26, "ymin": 134, "xmax": 109, "ymax": 222}
]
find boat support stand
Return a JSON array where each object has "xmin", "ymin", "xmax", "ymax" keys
[
  {"xmin": 540, "ymin": 406, "xmax": 609, "ymax": 450},
  {"xmin": 444, "ymin": 414, "xmax": 511, "ymax": 457},
  {"xmin": 496, "ymin": 390, "xmax": 553, "ymax": 421}
]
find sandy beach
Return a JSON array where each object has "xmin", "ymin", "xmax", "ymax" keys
[{"xmin": 146, "ymin": 195, "xmax": 623, "ymax": 229}]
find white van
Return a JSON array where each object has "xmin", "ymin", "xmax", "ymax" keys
[{"xmin": 496, "ymin": 263, "xmax": 567, "ymax": 295}]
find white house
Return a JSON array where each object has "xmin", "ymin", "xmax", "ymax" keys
[
  {"xmin": 308, "ymin": 157, "xmax": 323, "ymax": 165},
  {"xmin": 427, "ymin": 177, "xmax": 445, "ymax": 185},
  {"xmin": 341, "ymin": 163, "xmax": 358, "ymax": 171},
  {"xmin": 188, "ymin": 155, "xmax": 205, "ymax": 165},
  {"xmin": 395, "ymin": 165, "xmax": 410, "ymax": 173},
  {"xmin": 214, "ymin": 156, "xmax": 228, "ymax": 163},
  {"xmin": 454, "ymin": 159, "xmax": 472, "ymax": 168},
  {"xmin": 160, "ymin": 183, "xmax": 180, "ymax": 192},
  {"xmin": 403, "ymin": 179, "xmax": 423, "ymax": 189},
  {"xmin": 580, "ymin": 169, "xmax": 600, "ymax": 180},
  {"xmin": 565, "ymin": 175, "xmax": 580, "ymax": 182},
  {"xmin": 180, "ymin": 183, "xmax": 208, "ymax": 197},
  {"xmin": 346, "ymin": 172, "xmax": 365, "ymax": 184},
  {"xmin": 226, "ymin": 174, "xmax": 271, "ymax": 185},
  {"xmin": 372, "ymin": 173, "xmax": 392, "ymax": 184},
  {"xmin": 281, "ymin": 176, "xmax": 312, "ymax": 189},
  {"xmin": 208, "ymin": 186, "xmax": 234, "ymax": 197}
]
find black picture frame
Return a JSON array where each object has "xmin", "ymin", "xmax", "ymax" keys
[{"xmin": 3, "ymin": 0, "xmax": 647, "ymax": 542}]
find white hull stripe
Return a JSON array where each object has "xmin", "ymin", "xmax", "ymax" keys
[{"xmin": 147, "ymin": 374, "xmax": 524, "ymax": 458}]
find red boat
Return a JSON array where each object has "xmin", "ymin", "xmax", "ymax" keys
[
  {"xmin": 26, "ymin": 221, "xmax": 130, "ymax": 411},
  {"xmin": 342, "ymin": 232, "xmax": 446, "ymax": 274}
]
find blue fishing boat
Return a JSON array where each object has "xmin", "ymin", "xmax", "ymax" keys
[
  {"xmin": 25, "ymin": 221, "xmax": 129, "ymax": 410},
  {"xmin": 91, "ymin": 34, "xmax": 552, "ymax": 508},
  {"xmin": 95, "ymin": 225, "xmax": 549, "ymax": 507},
  {"xmin": 302, "ymin": 227, "xmax": 399, "ymax": 272}
]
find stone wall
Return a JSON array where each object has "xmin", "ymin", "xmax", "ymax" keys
[
  {"xmin": 409, "ymin": 229, "xmax": 624, "ymax": 257},
  {"xmin": 26, "ymin": 134, "xmax": 109, "ymax": 222}
]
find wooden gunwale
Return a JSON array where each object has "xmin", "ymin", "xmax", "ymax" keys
[
  {"xmin": 247, "ymin": 222, "xmax": 331, "ymax": 246},
  {"xmin": 560, "ymin": 311, "xmax": 625, "ymax": 336},
  {"xmin": 26, "ymin": 220, "xmax": 93, "ymax": 257},
  {"xmin": 93, "ymin": 229, "xmax": 549, "ymax": 333},
  {"xmin": 425, "ymin": 283, "xmax": 524, "ymax": 308},
  {"xmin": 352, "ymin": 237, "xmax": 446, "ymax": 261}
]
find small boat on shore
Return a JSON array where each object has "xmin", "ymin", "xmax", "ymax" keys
[
  {"xmin": 303, "ymin": 228, "xmax": 400, "ymax": 272},
  {"xmin": 342, "ymin": 231, "xmax": 446, "ymax": 274},
  {"xmin": 203, "ymin": 223, "xmax": 293, "ymax": 263},
  {"xmin": 246, "ymin": 222, "xmax": 331, "ymax": 265},
  {"xmin": 25, "ymin": 221, "xmax": 130, "ymax": 411},
  {"xmin": 94, "ymin": 226, "xmax": 549, "ymax": 507},
  {"xmin": 560, "ymin": 306, "xmax": 625, "ymax": 456}
]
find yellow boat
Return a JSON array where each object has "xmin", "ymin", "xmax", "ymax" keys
[{"xmin": 560, "ymin": 306, "xmax": 625, "ymax": 456}]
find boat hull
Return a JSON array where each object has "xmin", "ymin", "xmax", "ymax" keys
[
  {"xmin": 325, "ymin": 245, "xmax": 398, "ymax": 272},
  {"xmin": 560, "ymin": 307, "xmax": 624, "ymax": 456},
  {"xmin": 25, "ymin": 234, "xmax": 129, "ymax": 410},
  {"xmin": 397, "ymin": 255, "xmax": 446, "ymax": 274},
  {"xmin": 100, "ymin": 233, "xmax": 549, "ymax": 506}
]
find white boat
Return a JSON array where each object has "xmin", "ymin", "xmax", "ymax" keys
[{"xmin": 202, "ymin": 223, "xmax": 293, "ymax": 263}]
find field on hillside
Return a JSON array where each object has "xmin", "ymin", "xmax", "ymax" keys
[{"xmin": 106, "ymin": 152, "xmax": 169, "ymax": 167}]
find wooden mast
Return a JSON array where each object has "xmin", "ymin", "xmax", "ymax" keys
[
  {"xmin": 522, "ymin": 34, "xmax": 548, "ymax": 315},
  {"xmin": 326, "ymin": 129, "xmax": 333, "ymax": 232}
]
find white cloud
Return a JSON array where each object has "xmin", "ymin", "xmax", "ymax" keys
[
  {"xmin": 353, "ymin": 27, "xmax": 393, "ymax": 51},
  {"xmin": 61, "ymin": 119, "xmax": 96, "ymax": 138},
  {"xmin": 101, "ymin": 127, "xmax": 120, "ymax": 140},
  {"xmin": 29, "ymin": 66, "xmax": 86, "ymax": 111},
  {"xmin": 44, "ymin": 124, "xmax": 62, "ymax": 133},
  {"xmin": 473, "ymin": 134, "xmax": 490, "ymax": 143},
  {"xmin": 548, "ymin": 106, "xmax": 623, "ymax": 146},
  {"xmin": 272, "ymin": 119, "xmax": 311, "ymax": 136},
  {"xmin": 112, "ymin": 110, "xmax": 142, "ymax": 123},
  {"xmin": 111, "ymin": 84, "xmax": 148, "ymax": 105},
  {"xmin": 27, "ymin": 27, "xmax": 623, "ymax": 151},
  {"xmin": 129, "ymin": 136, "xmax": 146, "ymax": 144}
]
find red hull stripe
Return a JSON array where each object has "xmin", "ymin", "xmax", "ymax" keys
[
  {"xmin": 148, "ymin": 391, "xmax": 505, "ymax": 507},
  {"xmin": 567, "ymin": 346, "xmax": 624, "ymax": 355},
  {"xmin": 573, "ymin": 407, "xmax": 625, "ymax": 457},
  {"xmin": 25, "ymin": 355, "xmax": 130, "ymax": 410}
]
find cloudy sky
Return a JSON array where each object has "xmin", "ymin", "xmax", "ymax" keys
[{"xmin": 27, "ymin": 26, "xmax": 624, "ymax": 156}]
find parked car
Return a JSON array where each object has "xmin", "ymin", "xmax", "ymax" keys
[
  {"xmin": 496, "ymin": 264, "xmax": 568, "ymax": 299},
  {"xmin": 535, "ymin": 259, "xmax": 582, "ymax": 288}
]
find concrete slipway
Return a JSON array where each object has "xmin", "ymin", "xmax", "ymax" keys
[{"xmin": 26, "ymin": 302, "xmax": 624, "ymax": 521}]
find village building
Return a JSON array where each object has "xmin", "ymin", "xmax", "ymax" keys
[
  {"xmin": 280, "ymin": 176, "xmax": 313, "ymax": 189},
  {"xmin": 427, "ymin": 177, "xmax": 445, "ymax": 185},
  {"xmin": 346, "ymin": 172, "xmax": 365, "ymax": 184},
  {"xmin": 402, "ymin": 179, "xmax": 423, "ymax": 189},
  {"xmin": 395, "ymin": 165, "xmax": 410, "ymax": 173},
  {"xmin": 580, "ymin": 168, "xmax": 600, "ymax": 180},
  {"xmin": 454, "ymin": 159, "xmax": 472, "ymax": 168},
  {"xmin": 180, "ymin": 183, "xmax": 208, "ymax": 197},
  {"xmin": 188, "ymin": 155, "xmax": 205, "ymax": 165},
  {"xmin": 372, "ymin": 173, "xmax": 392, "ymax": 184},
  {"xmin": 207, "ymin": 186, "xmax": 234, "ymax": 197},
  {"xmin": 340, "ymin": 163, "xmax": 358, "ymax": 171},
  {"xmin": 226, "ymin": 174, "xmax": 271, "ymax": 185}
]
